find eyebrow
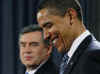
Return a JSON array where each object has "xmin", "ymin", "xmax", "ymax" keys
[
  {"xmin": 19, "ymin": 42, "xmax": 26, "ymax": 44},
  {"xmin": 29, "ymin": 42, "xmax": 40, "ymax": 45},
  {"xmin": 19, "ymin": 41, "xmax": 40, "ymax": 46},
  {"xmin": 19, "ymin": 41, "xmax": 40, "ymax": 44}
]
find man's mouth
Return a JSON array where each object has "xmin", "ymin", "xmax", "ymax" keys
[
  {"xmin": 51, "ymin": 36, "xmax": 59, "ymax": 47},
  {"xmin": 24, "ymin": 54, "xmax": 32, "ymax": 61},
  {"xmin": 52, "ymin": 38, "xmax": 58, "ymax": 44},
  {"xmin": 44, "ymin": 32, "xmax": 60, "ymax": 47},
  {"xmin": 25, "ymin": 56, "xmax": 32, "ymax": 60}
]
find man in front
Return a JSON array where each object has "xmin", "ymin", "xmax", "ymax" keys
[
  {"xmin": 19, "ymin": 25, "xmax": 58, "ymax": 74},
  {"xmin": 37, "ymin": 0, "xmax": 100, "ymax": 74}
]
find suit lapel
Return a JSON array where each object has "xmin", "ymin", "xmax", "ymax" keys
[
  {"xmin": 35, "ymin": 58, "xmax": 51, "ymax": 74},
  {"xmin": 64, "ymin": 35, "xmax": 92, "ymax": 74},
  {"xmin": 35, "ymin": 57, "xmax": 57, "ymax": 74}
]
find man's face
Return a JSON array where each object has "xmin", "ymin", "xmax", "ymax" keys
[
  {"xmin": 19, "ymin": 31, "xmax": 50, "ymax": 67},
  {"xmin": 37, "ymin": 8, "xmax": 72, "ymax": 53}
]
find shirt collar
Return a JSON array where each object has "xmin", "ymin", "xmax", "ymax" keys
[
  {"xmin": 27, "ymin": 69, "xmax": 37, "ymax": 74},
  {"xmin": 68, "ymin": 30, "xmax": 91, "ymax": 58}
]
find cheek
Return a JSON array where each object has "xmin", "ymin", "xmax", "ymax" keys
[
  {"xmin": 19, "ymin": 49, "xmax": 22, "ymax": 56},
  {"xmin": 19, "ymin": 50, "xmax": 25, "ymax": 63},
  {"xmin": 20, "ymin": 49, "xmax": 24, "ymax": 54},
  {"xmin": 38, "ymin": 49, "xmax": 48, "ymax": 57},
  {"xmin": 20, "ymin": 51, "xmax": 23, "ymax": 59},
  {"xmin": 20, "ymin": 49, "xmax": 25, "ymax": 59},
  {"xmin": 33, "ymin": 47, "xmax": 44, "ymax": 55},
  {"xmin": 54, "ymin": 23, "xmax": 65, "ymax": 32},
  {"xmin": 39, "ymin": 49, "xmax": 47, "ymax": 55},
  {"xmin": 33, "ymin": 50, "xmax": 47, "ymax": 63}
]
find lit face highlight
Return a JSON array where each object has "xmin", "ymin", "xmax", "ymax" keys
[{"xmin": 37, "ymin": 8, "xmax": 72, "ymax": 53}]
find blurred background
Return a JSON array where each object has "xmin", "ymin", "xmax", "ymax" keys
[{"xmin": 0, "ymin": 0, "xmax": 100, "ymax": 74}]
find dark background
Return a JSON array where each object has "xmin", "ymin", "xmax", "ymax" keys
[{"xmin": 0, "ymin": 0, "xmax": 100, "ymax": 74}]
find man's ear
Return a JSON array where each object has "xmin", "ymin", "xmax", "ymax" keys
[
  {"xmin": 67, "ymin": 8, "xmax": 77, "ymax": 19},
  {"xmin": 66, "ymin": 8, "xmax": 77, "ymax": 25}
]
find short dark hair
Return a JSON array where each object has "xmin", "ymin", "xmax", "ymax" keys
[
  {"xmin": 19, "ymin": 24, "xmax": 42, "ymax": 35},
  {"xmin": 37, "ymin": 0, "xmax": 82, "ymax": 21},
  {"xmin": 19, "ymin": 24, "xmax": 50, "ymax": 47}
]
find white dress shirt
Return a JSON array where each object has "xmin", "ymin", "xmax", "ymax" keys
[{"xmin": 67, "ymin": 30, "xmax": 91, "ymax": 63}]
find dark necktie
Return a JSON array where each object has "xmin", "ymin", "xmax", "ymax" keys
[{"xmin": 60, "ymin": 53, "xmax": 69, "ymax": 74}]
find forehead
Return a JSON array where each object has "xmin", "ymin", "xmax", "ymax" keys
[
  {"xmin": 37, "ymin": 8, "xmax": 64, "ymax": 27},
  {"xmin": 20, "ymin": 31, "xmax": 42, "ymax": 42},
  {"xmin": 37, "ymin": 9, "xmax": 49, "ymax": 28},
  {"xmin": 37, "ymin": 8, "xmax": 49, "ymax": 19},
  {"xmin": 37, "ymin": 8, "xmax": 50, "ymax": 26}
]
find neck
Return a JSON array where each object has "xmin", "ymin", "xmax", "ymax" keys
[
  {"xmin": 26, "ymin": 64, "xmax": 39, "ymax": 72},
  {"xmin": 65, "ymin": 20, "xmax": 86, "ymax": 52}
]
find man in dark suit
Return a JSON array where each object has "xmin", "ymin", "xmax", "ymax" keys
[
  {"xmin": 19, "ymin": 24, "xmax": 58, "ymax": 74},
  {"xmin": 37, "ymin": 0, "xmax": 100, "ymax": 74}
]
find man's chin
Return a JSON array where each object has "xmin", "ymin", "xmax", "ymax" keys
[
  {"xmin": 24, "ymin": 62, "xmax": 34, "ymax": 66},
  {"xmin": 25, "ymin": 64, "xmax": 32, "ymax": 67},
  {"xmin": 57, "ymin": 47, "xmax": 64, "ymax": 53},
  {"xmin": 25, "ymin": 63, "xmax": 39, "ymax": 69},
  {"xmin": 57, "ymin": 46, "xmax": 66, "ymax": 54}
]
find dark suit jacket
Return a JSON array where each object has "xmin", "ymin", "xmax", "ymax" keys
[
  {"xmin": 51, "ymin": 47, "xmax": 63, "ymax": 68},
  {"xmin": 64, "ymin": 35, "xmax": 100, "ymax": 74},
  {"xmin": 35, "ymin": 57, "xmax": 59, "ymax": 74}
]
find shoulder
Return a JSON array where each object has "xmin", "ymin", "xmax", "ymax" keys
[
  {"xmin": 83, "ymin": 37, "xmax": 100, "ymax": 61},
  {"xmin": 85, "ymin": 37, "xmax": 100, "ymax": 56},
  {"xmin": 79, "ymin": 39, "xmax": 100, "ymax": 73},
  {"xmin": 44, "ymin": 57, "xmax": 59, "ymax": 74},
  {"xmin": 36, "ymin": 57, "xmax": 59, "ymax": 74},
  {"xmin": 88, "ymin": 37, "xmax": 100, "ymax": 49}
]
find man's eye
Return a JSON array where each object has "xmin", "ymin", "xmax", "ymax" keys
[
  {"xmin": 43, "ymin": 22, "xmax": 53, "ymax": 29},
  {"xmin": 46, "ymin": 23, "xmax": 53, "ymax": 28},
  {"xmin": 20, "ymin": 43, "xmax": 26, "ymax": 47},
  {"xmin": 30, "ymin": 42, "xmax": 39, "ymax": 46}
]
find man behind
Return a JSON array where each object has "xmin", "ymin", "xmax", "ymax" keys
[
  {"xmin": 37, "ymin": 0, "xmax": 100, "ymax": 74},
  {"xmin": 19, "ymin": 25, "xmax": 58, "ymax": 74}
]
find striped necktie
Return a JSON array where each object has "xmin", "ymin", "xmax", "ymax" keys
[{"xmin": 60, "ymin": 54, "xmax": 69, "ymax": 74}]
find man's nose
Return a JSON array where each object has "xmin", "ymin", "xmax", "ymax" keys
[{"xmin": 24, "ymin": 45, "xmax": 32, "ymax": 53}]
